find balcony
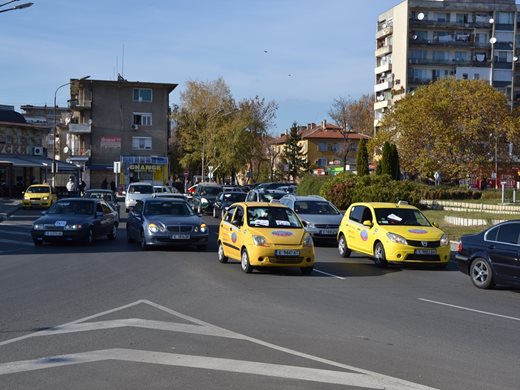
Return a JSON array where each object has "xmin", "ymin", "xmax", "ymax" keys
[
  {"xmin": 375, "ymin": 45, "xmax": 392, "ymax": 57},
  {"xmin": 374, "ymin": 99, "xmax": 390, "ymax": 111},
  {"xmin": 376, "ymin": 25, "xmax": 393, "ymax": 39},
  {"xmin": 375, "ymin": 63, "xmax": 392, "ymax": 75},
  {"xmin": 70, "ymin": 147, "xmax": 91, "ymax": 157},
  {"xmin": 68, "ymin": 123, "xmax": 91, "ymax": 133},
  {"xmin": 374, "ymin": 81, "xmax": 393, "ymax": 93},
  {"xmin": 69, "ymin": 99, "xmax": 92, "ymax": 110}
]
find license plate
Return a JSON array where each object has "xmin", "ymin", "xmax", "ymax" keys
[
  {"xmin": 44, "ymin": 231, "xmax": 63, "ymax": 236},
  {"xmin": 415, "ymin": 249, "xmax": 436, "ymax": 255},
  {"xmin": 320, "ymin": 229, "xmax": 337, "ymax": 235},
  {"xmin": 275, "ymin": 249, "xmax": 300, "ymax": 256},
  {"xmin": 171, "ymin": 234, "xmax": 190, "ymax": 240}
]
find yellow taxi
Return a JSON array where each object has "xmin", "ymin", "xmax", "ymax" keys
[
  {"xmin": 217, "ymin": 202, "xmax": 315, "ymax": 274},
  {"xmin": 22, "ymin": 184, "xmax": 57, "ymax": 209},
  {"xmin": 337, "ymin": 202, "xmax": 450, "ymax": 267}
]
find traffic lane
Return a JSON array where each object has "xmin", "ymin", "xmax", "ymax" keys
[{"xmin": 0, "ymin": 207, "xmax": 40, "ymax": 253}]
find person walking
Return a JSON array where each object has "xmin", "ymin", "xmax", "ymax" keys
[
  {"xmin": 66, "ymin": 176, "xmax": 76, "ymax": 197},
  {"xmin": 101, "ymin": 178, "xmax": 108, "ymax": 189},
  {"xmin": 78, "ymin": 179, "xmax": 86, "ymax": 196}
]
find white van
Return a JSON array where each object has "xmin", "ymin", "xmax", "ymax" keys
[{"xmin": 125, "ymin": 182, "xmax": 154, "ymax": 212}]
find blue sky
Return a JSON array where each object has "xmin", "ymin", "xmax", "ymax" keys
[{"xmin": 0, "ymin": 0, "xmax": 399, "ymax": 134}]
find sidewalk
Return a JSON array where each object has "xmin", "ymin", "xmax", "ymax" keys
[{"xmin": 0, "ymin": 198, "xmax": 22, "ymax": 222}]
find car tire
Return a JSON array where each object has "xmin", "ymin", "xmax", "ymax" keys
[
  {"xmin": 300, "ymin": 266, "xmax": 313, "ymax": 275},
  {"xmin": 85, "ymin": 228, "xmax": 94, "ymax": 245},
  {"xmin": 470, "ymin": 258, "xmax": 495, "ymax": 289},
  {"xmin": 140, "ymin": 230, "xmax": 149, "ymax": 250},
  {"xmin": 373, "ymin": 242, "xmax": 388, "ymax": 268},
  {"xmin": 217, "ymin": 241, "xmax": 228, "ymax": 263},
  {"xmin": 241, "ymin": 249, "xmax": 253, "ymax": 273},
  {"xmin": 337, "ymin": 234, "xmax": 351, "ymax": 258},
  {"xmin": 108, "ymin": 224, "xmax": 118, "ymax": 240}
]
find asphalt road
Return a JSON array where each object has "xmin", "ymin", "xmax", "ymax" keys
[{"xmin": 0, "ymin": 207, "xmax": 519, "ymax": 389}]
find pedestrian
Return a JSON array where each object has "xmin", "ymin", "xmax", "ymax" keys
[
  {"xmin": 78, "ymin": 179, "xmax": 86, "ymax": 196},
  {"xmin": 110, "ymin": 180, "xmax": 116, "ymax": 193},
  {"xmin": 101, "ymin": 178, "xmax": 108, "ymax": 189},
  {"xmin": 66, "ymin": 176, "xmax": 76, "ymax": 197}
]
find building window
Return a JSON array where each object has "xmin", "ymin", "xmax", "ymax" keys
[
  {"xmin": 318, "ymin": 143, "xmax": 327, "ymax": 152},
  {"xmin": 133, "ymin": 88, "xmax": 153, "ymax": 102},
  {"xmin": 317, "ymin": 158, "xmax": 327, "ymax": 167},
  {"xmin": 497, "ymin": 12, "xmax": 514, "ymax": 25},
  {"xmin": 133, "ymin": 113, "xmax": 152, "ymax": 126},
  {"xmin": 132, "ymin": 137, "xmax": 152, "ymax": 150}
]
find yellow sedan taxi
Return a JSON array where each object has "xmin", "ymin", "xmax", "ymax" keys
[
  {"xmin": 22, "ymin": 184, "xmax": 57, "ymax": 209},
  {"xmin": 217, "ymin": 202, "xmax": 315, "ymax": 274},
  {"xmin": 337, "ymin": 202, "xmax": 450, "ymax": 268}
]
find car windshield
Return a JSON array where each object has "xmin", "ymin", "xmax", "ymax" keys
[
  {"xmin": 222, "ymin": 192, "xmax": 246, "ymax": 202},
  {"xmin": 294, "ymin": 200, "xmax": 339, "ymax": 215},
  {"xmin": 247, "ymin": 206, "xmax": 302, "ymax": 228},
  {"xmin": 144, "ymin": 201, "xmax": 194, "ymax": 216},
  {"xmin": 200, "ymin": 186, "xmax": 221, "ymax": 196},
  {"xmin": 129, "ymin": 185, "xmax": 153, "ymax": 194},
  {"xmin": 374, "ymin": 208, "xmax": 431, "ymax": 227},
  {"xmin": 259, "ymin": 192, "xmax": 285, "ymax": 202},
  {"xmin": 27, "ymin": 186, "xmax": 50, "ymax": 194},
  {"xmin": 86, "ymin": 192, "xmax": 114, "ymax": 201},
  {"xmin": 47, "ymin": 201, "xmax": 94, "ymax": 216}
]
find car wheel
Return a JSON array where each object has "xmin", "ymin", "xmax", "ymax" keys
[
  {"xmin": 140, "ymin": 230, "xmax": 149, "ymax": 250},
  {"xmin": 241, "ymin": 249, "xmax": 253, "ymax": 273},
  {"xmin": 108, "ymin": 224, "xmax": 117, "ymax": 240},
  {"xmin": 470, "ymin": 258, "xmax": 495, "ymax": 289},
  {"xmin": 300, "ymin": 266, "xmax": 313, "ymax": 275},
  {"xmin": 337, "ymin": 234, "xmax": 351, "ymax": 258},
  {"xmin": 373, "ymin": 242, "xmax": 388, "ymax": 268},
  {"xmin": 217, "ymin": 241, "xmax": 228, "ymax": 263},
  {"xmin": 85, "ymin": 228, "xmax": 94, "ymax": 245}
]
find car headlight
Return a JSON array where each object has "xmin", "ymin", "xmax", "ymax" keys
[
  {"xmin": 65, "ymin": 224, "xmax": 83, "ymax": 230},
  {"xmin": 148, "ymin": 222, "xmax": 166, "ymax": 233},
  {"xmin": 194, "ymin": 223, "xmax": 207, "ymax": 233},
  {"xmin": 302, "ymin": 220, "xmax": 314, "ymax": 229},
  {"xmin": 386, "ymin": 232, "xmax": 408, "ymax": 245},
  {"xmin": 252, "ymin": 235, "xmax": 270, "ymax": 247},
  {"xmin": 42, "ymin": 196, "xmax": 49, "ymax": 200},
  {"xmin": 33, "ymin": 223, "xmax": 44, "ymax": 230},
  {"xmin": 440, "ymin": 234, "xmax": 449, "ymax": 247},
  {"xmin": 303, "ymin": 234, "xmax": 314, "ymax": 247}
]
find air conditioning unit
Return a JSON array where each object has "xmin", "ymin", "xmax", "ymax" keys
[{"xmin": 131, "ymin": 124, "xmax": 139, "ymax": 130}]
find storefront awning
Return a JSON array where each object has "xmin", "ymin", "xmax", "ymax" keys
[{"xmin": 0, "ymin": 155, "xmax": 80, "ymax": 172}]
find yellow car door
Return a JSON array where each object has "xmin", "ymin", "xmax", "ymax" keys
[
  {"xmin": 356, "ymin": 206, "xmax": 377, "ymax": 255},
  {"xmin": 229, "ymin": 206, "xmax": 247, "ymax": 258},
  {"xmin": 219, "ymin": 206, "xmax": 241, "ymax": 260},
  {"xmin": 344, "ymin": 204, "xmax": 364, "ymax": 253}
]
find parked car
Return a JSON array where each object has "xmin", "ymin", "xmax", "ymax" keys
[
  {"xmin": 125, "ymin": 182, "xmax": 154, "ymax": 212},
  {"xmin": 245, "ymin": 189, "xmax": 286, "ymax": 203},
  {"xmin": 31, "ymin": 198, "xmax": 119, "ymax": 245},
  {"xmin": 126, "ymin": 198, "xmax": 208, "ymax": 250},
  {"xmin": 337, "ymin": 202, "xmax": 450, "ymax": 268},
  {"xmin": 280, "ymin": 195, "xmax": 342, "ymax": 242},
  {"xmin": 192, "ymin": 182, "xmax": 222, "ymax": 214},
  {"xmin": 84, "ymin": 189, "xmax": 120, "ymax": 215},
  {"xmin": 153, "ymin": 185, "xmax": 172, "ymax": 194},
  {"xmin": 217, "ymin": 202, "xmax": 315, "ymax": 274},
  {"xmin": 456, "ymin": 220, "xmax": 520, "ymax": 289},
  {"xmin": 22, "ymin": 184, "xmax": 57, "ymax": 209},
  {"xmin": 254, "ymin": 182, "xmax": 292, "ymax": 191},
  {"xmin": 213, "ymin": 191, "xmax": 247, "ymax": 218},
  {"xmin": 278, "ymin": 185, "xmax": 297, "ymax": 194},
  {"xmin": 153, "ymin": 192, "xmax": 188, "ymax": 201}
]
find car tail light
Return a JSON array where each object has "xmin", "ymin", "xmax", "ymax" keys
[{"xmin": 458, "ymin": 242, "xmax": 463, "ymax": 253}]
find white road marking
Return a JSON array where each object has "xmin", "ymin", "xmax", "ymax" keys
[
  {"xmin": 419, "ymin": 298, "xmax": 520, "ymax": 322},
  {"xmin": 313, "ymin": 268, "xmax": 346, "ymax": 280},
  {"xmin": 0, "ymin": 230, "xmax": 31, "ymax": 237},
  {"xmin": 0, "ymin": 299, "xmax": 437, "ymax": 389},
  {"xmin": 0, "ymin": 239, "xmax": 33, "ymax": 246},
  {"xmin": 0, "ymin": 221, "xmax": 32, "ymax": 227}
]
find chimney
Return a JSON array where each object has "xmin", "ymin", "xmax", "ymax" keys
[{"xmin": 321, "ymin": 119, "xmax": 327, "ymax": 129}]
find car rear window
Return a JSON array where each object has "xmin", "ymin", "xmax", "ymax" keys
[
  {"xmin": 294, "ymin": 201, "xmax": 339, "ymax": 215},
  {"xmin": 129, "ymin": 185, "xmax": 153, "ymax": 194}
]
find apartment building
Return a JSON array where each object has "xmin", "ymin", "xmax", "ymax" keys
[
  {"xmin": 65, "ymin": 77, "xmax": 177, "ymax": 188},
  {"xmin": 375, "ymin": 0, "xmax": 520, "ymax": 133}
]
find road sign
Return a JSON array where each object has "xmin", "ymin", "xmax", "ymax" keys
[
  {"xmin": 208, "ymin": 165, "xmax": 214, "ymax": 172},
  {"xmin": 113, "ymin": 161, "xmax": 121, "ymax": 173}
]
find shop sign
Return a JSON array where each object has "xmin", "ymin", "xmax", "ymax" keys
[
  {"xmin": 100, "ymin": 136, "xmax": 121, "ymax": 149},
  {"xmin": 128, "ymin": 163, "xmax": 162, "ymax": 172}
]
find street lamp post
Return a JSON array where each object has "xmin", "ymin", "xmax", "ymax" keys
[
  {"xmin": 489, "ymin": 16, "xmax": 496, "ymax": 86},
  {"xmin": 52, "ymin": 76, "xmax": 90, "ymax": 189},
  {"xmin": 0, "ymin": 0, "xmax": 33, "ymax": 13}
]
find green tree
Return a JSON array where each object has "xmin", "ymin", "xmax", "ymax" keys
[
  {"xmin": 356, "ymin": 138, "xmax": 369, "ymax": 176},
  {"xmin": 380, "ymin": 141, "xmax": 391, "ymax": 176},
  {"xmin": 376, "ymin": 78, "xmax": 514, "ymax": 182},
  {"xmin": 389, "ymin": 143, "xmax": 400, "ymax": 180},
  {"xmin": 281, "ymin": 122, "xmax": 307, "ymax": 182}
]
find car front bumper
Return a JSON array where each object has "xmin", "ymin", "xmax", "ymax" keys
[
  {"xmin": 384, "ymin": 243, "xmax": 451, "ymax": 264},
  {"xmin": 23, "ymin": 199, "xmax": 53, "ymax": 208},
  {"xmin": 32, "ymin": 229, "xmax": 88, "ymax": 243},
  {"xmin": 247, "ymin": 245, "xmax": 315, "ymax": 268},
  {"xmin": 144, "ymin": 232, "xmax": 209, "ymax": 246}
]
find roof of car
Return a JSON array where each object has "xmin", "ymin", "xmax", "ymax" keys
[
  {"xmin": 128, "ymin": 182, "xmax": 153, "ymax": 186},
  {"xmin": 233, "ymin": 202, "xmax": 289, "ymax": 208},
  {"xmin": 283, "ymin": 195, "xmax": 326, "ymax": 201},
  {"xmin": 352, "ymin": 202, "xmax": 418, "ymax": 209},
  {"xmin": 86, "ymin": 189, "xmax": 112, "ymax": 192}
]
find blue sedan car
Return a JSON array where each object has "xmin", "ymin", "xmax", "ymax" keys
[{"xmin": 126, "ymin": 198, "xmax": 208, "ymax": 250}]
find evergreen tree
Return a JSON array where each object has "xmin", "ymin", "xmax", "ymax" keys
[
  {"xmin": 380, "ymin": 141, "xmax": 392, "ymax": 176},
  {"xmin": 356, "ymin": 138, "xmax": 369, "ymax": 176},
  {"xmin": 281, "ymin": 122, "xmax": 307, "ymax": 182},
  {"xmin": 389, "ymin": 143, "xmax": 400, "ymax": 180}
]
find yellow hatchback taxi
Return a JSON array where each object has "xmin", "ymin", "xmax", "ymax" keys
[
  {"xmin": 217, "ymin": 202, "xmax": 315, "ymax": 274},
  {"xmin": 337, "ymin": 202, "xmax": 450, "ymax": 267},
  {"xmin": 22, "ymin": 184, "xmax": 57, "ymax": 209}
]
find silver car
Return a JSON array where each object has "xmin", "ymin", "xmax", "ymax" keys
[{"xmin": 280, "ymin": 195, "xmax": 343, "ymax": 242}]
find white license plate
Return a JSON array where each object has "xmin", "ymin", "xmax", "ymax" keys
[
  {"xmin": 275, "ymin": 249, "xmax": 300, "ymax": 256},
  {"xmin": 320, "ymin": 229, "xmax": 337, "ymax": 235},
  {"xmin": 44, "ymin": 231, "xmax": 63, "ymax": 236},
  {"xmin": 415, "ymin": 249, "xmax": 436, "ymax": 255},
  {"xmin": 171, "ymin": 234, "xmax": 190, "ymax": 240}
]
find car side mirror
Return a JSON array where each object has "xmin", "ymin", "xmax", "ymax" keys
[
  {"xmin": 302, "ymin": 220, "xmax": 308, "ymax": 227},
  {"xmin": 362, "ymin": 220, "xmax": 373, "ymax": 228},
  {"xmin": 432, "ymin": 222, "xmax": 439, "ymax": 228}
]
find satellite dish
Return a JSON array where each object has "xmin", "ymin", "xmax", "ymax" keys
[
  {"xmin": 63, "ymin": 146, "xmax": 69, "ymax": 154},
  {"xmin": 490, "ymin": 37, "xmax": 497, "ymax": 44},
  {"xmin": 417, "ymin": 13, "xmax": 425, "ymax": 21},
  {"xmin": 489, "ymin": 18, "xmax": 494, "ymax": 24}
]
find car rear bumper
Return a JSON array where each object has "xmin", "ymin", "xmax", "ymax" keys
[{"xmin": 455, "ymin": 253, "xmax": 471, "ymax": 274}]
